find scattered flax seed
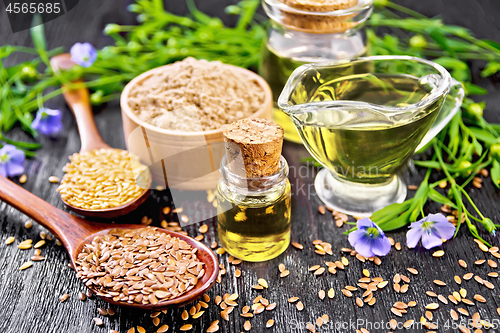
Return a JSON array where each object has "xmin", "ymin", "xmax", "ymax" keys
[
  {"xmin": 211, "ymin": 242, "xmax": 218, "ymax": 249},
  {"xmin": 426, "ymin": 291, "xmax": 437, "ymax": 297},
  {"xmin": 181, "ymin": 310, "xmax": 189, "ymax": 320},
  {"xmin": 478, "ymin": 242, "xmax": 489, "ymax": 252},
  {"xmin": 488, "ymin": 272, "xmax": 499, "ymax": 278},
  {"xmin": 377, "ymin": 281, "xmax": 388, "ymax": 289},
  {"xmin": 172, "ymin": 207, "xmax": 183, "ymax": 214},
  {"xmin": 198, "ymin": 224, "xmax": 209, "ymax": 234},
  {"xmin": 19, "ymin": 261, "xmax": 33, "ymax": 270},
  {"xmin": 296, "ymin": 301, "xmax": 304, "ymax": 311},
  {"xmin": 356, "ymin": 297, "xmax": 364, "ymax": 307},
  {"xmin": 400, "ymin": 275, "xmax": 410, "ymax": 283},
  {"xmin": 98, "ymin": 308, "xmax": 108, "ymax": 316},
  {"xmin": 457, "ymin": 308, "xmax": 469, "ymax": 316},
  {"xmin": 407, "ymin": 268, "xmax": 418, "ymax": 275},
  {"xmin": 215, "ymin": 247, "xmax": 226, "ymax": 255},
  {"xmin": 291, "ymin": 242, "xmax": 303, "ymax": 250},
  {"xmin": 157, "ymin": 325, "xmax": 169, "ymax": 333},
  {"xmin": 194, "ymin": 235, "xmax": 204, "ymax": 241},
  {"xmin": 454, "ymin": 291, "xmax": 462, "ymax": 301},
  {"xmin": 278, "ymin": 263, "xmax": 285, "ymax": 272},
  {"xmin": 391, "ymin": 307, "xmax": 402, "ymax": 317},
  {"xmin": 318, "ymin": 290, "xmax": 325, "ymax": 300},
  {"xmin": 454, "ymin": 275, "xmax": 462, "ymax": 284},
  {"xmin": 433, "ymin": 280, "xmax": 446, "ymax": 286},
  {"xmin": 475, "ymin": 259, "xmax": 486, "ymax": 265},
  {"xmin": 137, "ymin": 327, "xmax": 146, "ymax": 333},
  {"xmin": 60, "ymin": 294, "xmax": 69, "ymax": 302},
  {"xmin": 425, "ymin": 303, "xmax": 439, "ymax": 310},
  {"xmin": 393, "ymin": 302, "xmax": 407, "ymax": 310},
  {"xmin": 474, "ymin": 275, "xmax": 484, "ymax": 284},
  {"xmin": 25, "ymin": 220, "xmax": 33, "ymax": 229},
  {"xmin": 437, "ymin": 294, "xmax": 448, "ymax": 304},
  {"xmin": 407, "ymin": 185, "xmax": 418, "ymax": 190},
  {"xmin": 258, "ymin": 278, "xmax": 269, "ymax": 288},
  {"xmin": 404, "ymin": 319, "xmax": 414, "ymax": 328},
  {"xmin": 18, "ymin": 239, "xmax": 32, "ymax": 250},
  {"xmin": 108, "ymin": 308, "xmax": 115, "ymax": 316},
  {"xmin": 432, "ymin": 250, "xmax": 445, "ymax": 257},
  {"xmin": 484, "ymin": 280, "xmax": 495, "ymax": 289},
  {"xmin": 342, "ymin": 289, "xmax": 353, "ymax": 297},
  {"xmin": 180, "ymin": 324, "xmax": 192, "ymax": 331},
  {"xmin": 207, "ymin": 321, "xmax": 219, "ymax": 333},
  {"xmin": 266, "ymin": 303, "xmax": 276, "ymax": 311},
  {"xmin": 425, "ymin": 311, "xmax": 433, "ymax": 321},
  {"xmin": 34, "ymin": 240, "xmax": 45, "ymax": 249},
  {"xmin": 280, "ymin": 270, "xmax": 290, "ymax": 278},
  {"xmin": 192, "ymin": 311, "xmax": 205, "ymax": 319},
  {"xmin": 288, "ymin": 297, "xmax": 299, "ymax": 303},
  {"xmin": 362, "ymin": 269, "xmax": 370, "ymax": 277},
  {"xmin": 5, "ymin": 236, "xmax": 15, "ymax": 245},
  {"xmin": 463, "ymin": 273, "xmax": 474, "ymax": 280},
  {"xmin": 395, "ymin": 242, "xmax": 401, "ymax": 250},
  {"xmin": 462, "ymin": 298, "xmax": 475, "ymax": 306},
  {"xmin": 78, "ymin": 292, "xmax": 86, "ymax": 301},
  {"xmin": 450, "ymin": 309, "xmax": 459, "ymax": 320},
  {"xmin": 49, "ymin": 176, "xmax": 60, "ymax": 183},
  {"xmin": 400, "ymin": 284, "xmax": 409, "ymax": 293},
  {"xmin": 93, "ymin": 318, "xmax": 103, "ymax": 326},
  {"xmin": 252, "ymin": 285, "xmax": 264, "ymax": 290},
  {"xmin": 488, "ymin": 259, "xmax": 498, "ymax": 268},
  {"xmin": 341, "ymin": 257, "xmax": 349, "ymax": 266},
  {"xmin": 393, "ymin": 283, "xmax": 401, "ymax": 293},
  {"xmin": 235, "ymin": 269, "xmax": 241, "ymax": 278},
  {"xmin": 19, "ymin": 174, "xmax": 27, "ymax": 184},
  {"xmin": 458, "ymin": 259, "xmax": 467, "ymax": 268},
  {"xmin": 328, "ymin": 288, "xmax": 335, "ymax": 298},
  {"xmin": 266, "ymin": 319, "xmax": 275, "ymax": 328},
  {"xmin": 314, "ymin": 267, "xmax": 325, "ymax": 276},
  {"xmin": 318, "ymin": 205, "xmax": 326, "ymax": 215}
]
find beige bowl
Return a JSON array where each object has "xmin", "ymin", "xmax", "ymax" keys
[{"xmin": 120, "ymin": 64, "xmax": 273, "ymax": 191}]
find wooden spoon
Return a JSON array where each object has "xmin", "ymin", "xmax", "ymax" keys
[
  {"xmin": 50, "ymin": 53, "xmax": 151, "ymax": 219},
  {"xmin": 0, "ymin": 175, "xmax": 219, "ymax": 309}
]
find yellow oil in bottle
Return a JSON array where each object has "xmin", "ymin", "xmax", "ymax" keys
[
  {"xmin": 217, "ymin": 180, "xmax": 291, "ymax": 262},
  {"xmin": 259, "ymin": 45, "xmax": 369, "ymax": 144}
]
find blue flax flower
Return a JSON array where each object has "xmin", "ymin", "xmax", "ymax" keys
[
  {"xmin": 0, "ymin": 145, "xmax": 25, "ymax": 177},
  {"xmin": 348, "ymin": 218, "xmax": 391, "ymax": 257},
  {"xmin": 407, "ymin": 213, "xmax": 456, "ymax": 249},
  {"xmin": 70, "ymin": 42, "xmax": 97, "ymax": 67},
  {"xmin": 31, "ymin": 108, "xmax": 63, "ymax": 135}
]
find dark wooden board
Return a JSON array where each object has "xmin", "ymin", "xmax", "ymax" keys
[{"xmin": 1, "ymin": 0, "xmax": 500, "ymax": 332}]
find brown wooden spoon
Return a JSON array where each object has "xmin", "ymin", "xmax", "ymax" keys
[
  {"xmin": 50, "ymin": 53, "xmax": 151, "ymax": 219},
  {"xmin": 0, "ymin": 175, "xmax": 219, "ymax": 309}
]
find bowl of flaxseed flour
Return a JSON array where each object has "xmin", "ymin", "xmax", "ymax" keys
[{"xmin": 121, "ymin": 57, "xmax": 273, "ymax": 190}]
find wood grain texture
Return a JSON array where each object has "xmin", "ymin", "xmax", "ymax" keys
[{"xmin": 0, "ymin": 0, "xmax": 500, "ymax": 332}]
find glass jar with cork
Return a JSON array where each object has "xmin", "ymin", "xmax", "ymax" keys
[
  {"xmin": 259, "ymin": 0, "xmax": 374, "ymax": 143},
  {"xmin": 217, "ymin": 118, "xmax": 291, "ymax": 262}
]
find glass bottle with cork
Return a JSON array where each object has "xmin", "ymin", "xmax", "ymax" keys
[
  {"xmin": 217, "ymin": 118, "xmax": 291, "ymax": 262},
  {"xmin": 259, "ymin": 0, "xmax": 374, "ymax": 143}
]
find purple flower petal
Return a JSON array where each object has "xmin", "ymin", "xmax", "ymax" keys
[
  {"xmin": 32, "ymin": 108, "xmax": 63, "ymax": 135},
  {"xmin": 6, "ymin": 162, "xmax": 24, "ymax": 177},
  {"xmin": 0, "ymin": 163, "xmax": 6, "ymax": 177},
  {"xmin": 348, "ymin": 229, "xmax": 366, "ymax": 247},
  {"xmin": 371, "ymin": 236, "xmax": 391, "ymax": 256},
  {"xmin": 352, "ymin": 235, "xmax": 375, "ymax": 258},
  {"xmin": 421, "ymin": 229, "xmax": 443, "ymax": 249},
  {"xmin": 70, "ymin": 42, "xmax": 97, "ymax": 68},
  {"xmin": 357, "ymin": 217, "xmax": 374, "ymax": 229},
  {"xmin": 433, "ymin": 220, "xmax": 456, "ymax": 239},
  {"xmin": 406, "ymin": 226, "xmax": 423, "ymax": 248},
  {"xmin": 426, "ymin": 213, "xmax": 449, "ymax": 224}
]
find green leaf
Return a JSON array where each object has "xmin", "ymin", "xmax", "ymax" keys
[
  {"xmin": 482, "ymin": 39, "xmax": 500, "ymax": 51},
  {"xmin": 413, "ymin": 160, "xmax": 442, "ymax": 169},
  {"xmin": 30, "ymin": 15, "xmax": 47, "ymax": 52},
  {"xmin": 468, "ymin": 127, "xmax": 500, "ymax": 145},
  {"xmin": 481, "ymin": 62, "xmax": 500, "ymax": 77},
  {"xmin": 428, "ymin": 187, "xmax": 456, "ymax": 207},
  {"xmin": 428, "ymin": 29, "xmax": 455, "ymax": 57},
  {"xmin": 492, "ymin": 160, "xmax": 500, "ymax": 188},
  {"xmin": 433, "ymin": 57, "xmax": 468, "ymax": 71},
  {"xmin": 463, "ymin": 83, "xmax": 488, "ymax": 96}
]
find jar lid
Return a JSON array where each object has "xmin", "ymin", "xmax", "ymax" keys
[{"xmin": 262, "ymin": 0, "xmax": 373, "ymax": 34}]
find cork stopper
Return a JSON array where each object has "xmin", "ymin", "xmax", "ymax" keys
[
  {"xmin": 223, "ymin": 118, "xmax": 284, "ymax": 178},
  {"xmin": 276, "ymin": 0, "xmax": 359, "ymax": 34}
]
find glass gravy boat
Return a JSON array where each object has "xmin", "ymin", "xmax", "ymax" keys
[{"xmin": 278, "ymin": 56, "xmax": 464, "ymax": 216}]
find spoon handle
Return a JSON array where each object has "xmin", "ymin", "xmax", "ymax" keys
[
  {"xmin": 0, "ymin": 175, "xmax": 94, "ymax": 254},
  {"xmin": 50, "ymin": 54, "xmax": 109, "ymax": 152},
  {"xmin": 62, "ymin": 79, "xmax": 109, "ymax": 152}
]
